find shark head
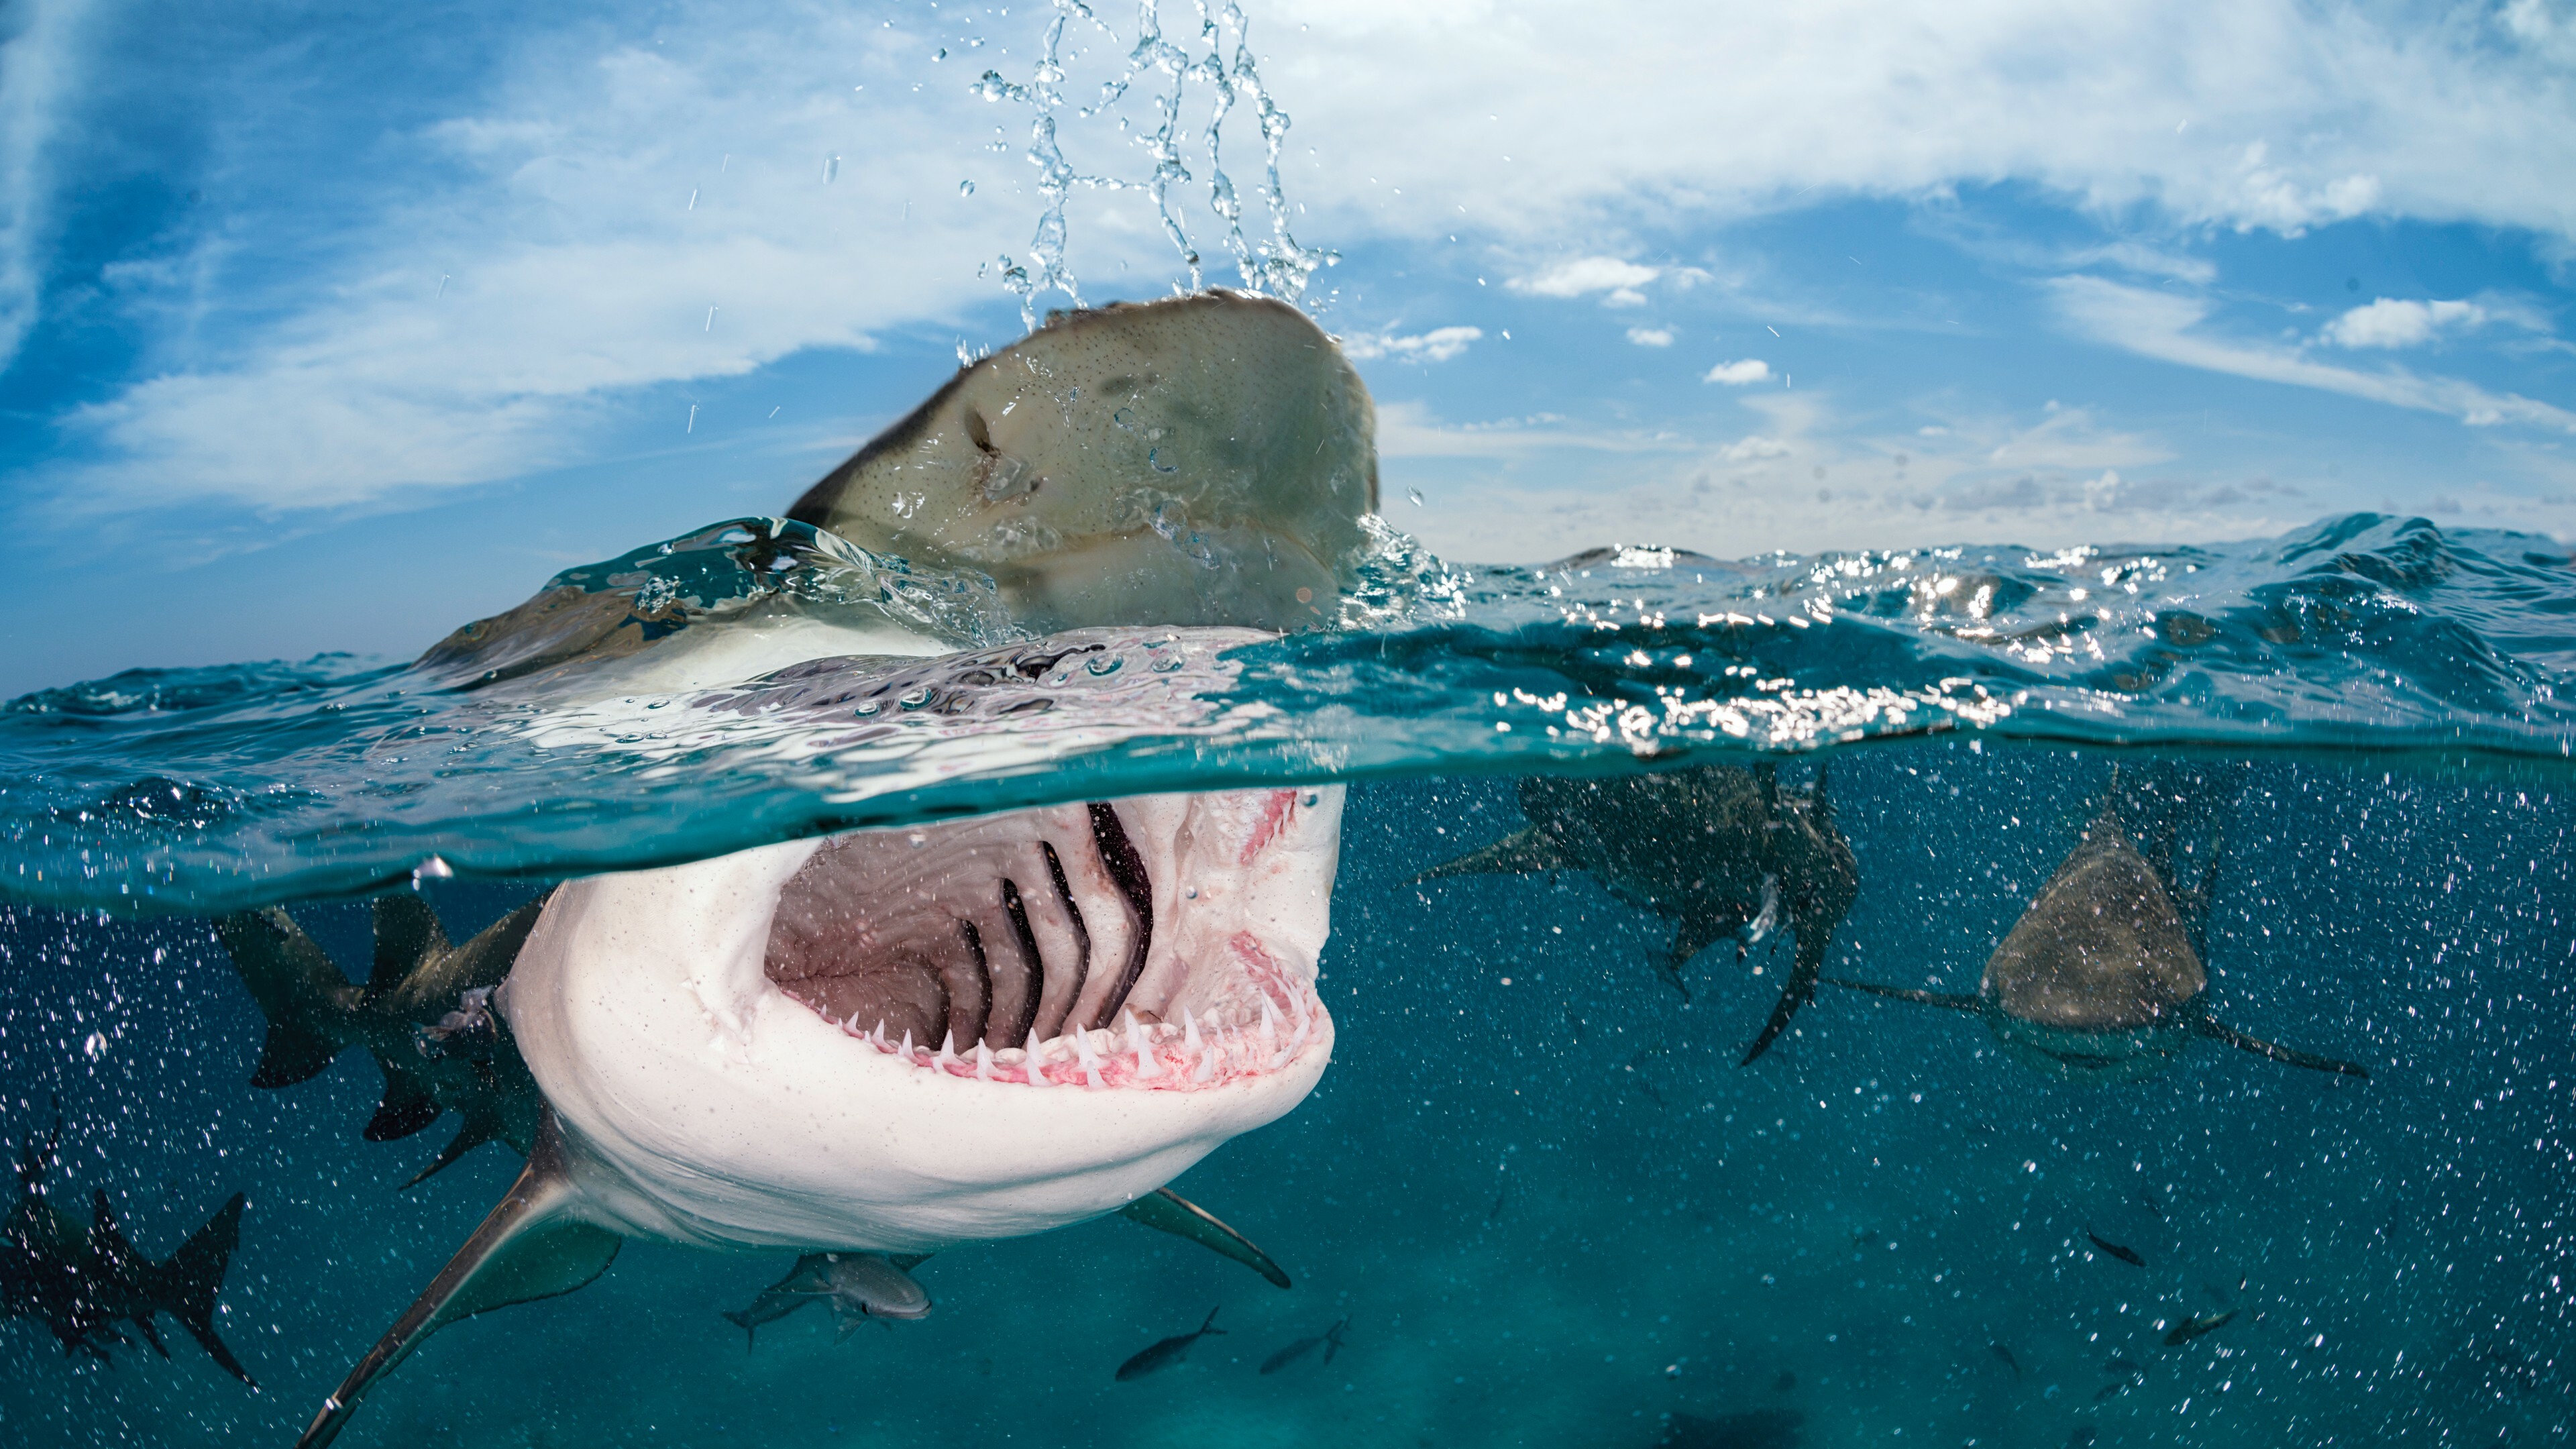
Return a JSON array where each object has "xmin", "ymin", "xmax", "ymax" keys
[
  {"xmin": 288, "ymin": 292, "xmax": 1374, "ymax": 1447},
  {"xmin": 787, "ymin": 290, "xmax": 1377, "ymax": 634},
  {"xmin": 1976, "ymin": 809, "xmax": 2206, "ymax": 1083},
  {"xmin": 501, "ymin": 785, "xmax": 1342, "ymax": 1251}
]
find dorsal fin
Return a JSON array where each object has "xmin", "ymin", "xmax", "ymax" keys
[
  {"xmin": 368, "ymin": 897, "xmax": 450, "ymax": 998},
  {"xmin": 1118, "ymin": 1186, "xmax": 1291, "ymax": 1288},
  {"xmin": 297, "ymin": 1114, "xmax": 621, "ymax": 1449},
  {"xmin": 154, "ymin": 1193, "xmax": 256, "ymax": 1385}
]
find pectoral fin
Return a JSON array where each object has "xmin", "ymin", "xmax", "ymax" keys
[
  {"xmin": 1823, "ymin": 977, "xmax": 1983, "ymax": 1011},
  {"xmin": 2195, "ymin": 1017, "xmax": 2370, "ymax": 1079},
  {"xmin": 1739, "ymin": 927, "xmax": 1833, "ymax": 1066},
  {"xmin": 1118, "ymin": 1187, "xmax": 1291, "ymax": 1289},
  {"xmin": 298, "ymin": 1114, "xmax": 620, "ymax": 1449},
  {"xmin": 1408, "ymin": 826, "xmax": 1569, "ymax": 884}
]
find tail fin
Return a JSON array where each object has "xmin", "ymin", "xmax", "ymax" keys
[
  {"xmin": 1199, "ymin": 1305, "xmax": 1225, "ymax": 1336},
  {"xmin": 215, "ymin": 910, "xmax": 356, "ymax": 1088},
  {"xmin": 721, "ymin": 1308, "xmax": 757, "ymax": 1350},
  {"xmin": 153, "ymin": 1194, "xmax": 257, "ymax": 1387}
]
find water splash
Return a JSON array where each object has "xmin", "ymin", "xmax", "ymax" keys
[
  {"xmin": 972, "ymin": 1, "xmax": 1336, "ymax": 329},
  {"xmin": 3, "ymin": 512, "xmax": 2569, "ymax": 914}
]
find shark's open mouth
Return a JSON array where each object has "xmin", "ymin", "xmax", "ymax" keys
[{"xmin": 762, "ymin": 791, "xmax": 1331, "ymax": 1091}]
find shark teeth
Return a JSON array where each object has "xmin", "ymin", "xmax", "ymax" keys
[{"xmin": 837, "ymin": 988, "xmax": 1326, "ymax": 1092}]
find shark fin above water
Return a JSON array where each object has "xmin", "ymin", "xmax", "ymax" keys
[
  {"xmin": 299, "ymin": 1113, "xmax": 620, "ymax": 1449},
  {"xmin": 1118, "ymin": 1185, "xmax": 1292, "ymax": 1289}
]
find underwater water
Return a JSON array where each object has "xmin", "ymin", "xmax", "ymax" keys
[{"xmin": 2, "ymin": 511, "xmax": 2572, "ymax": 1446}]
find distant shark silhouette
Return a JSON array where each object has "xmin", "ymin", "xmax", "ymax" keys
[
  {"xmin": 1, "ymin": 1116, "xmax": 254, "ymax": 1385},
  {"xmin": 218, "ymin": 291, "xmax": 1366, "ymax": 1447},
  {"xmin": 1829, "ymin": 772, "xmax": 2368, "ymax": 1083},
  {"xmin": 1416, "ymin": 763, "xmax": 1858, "ymax": 1064}
]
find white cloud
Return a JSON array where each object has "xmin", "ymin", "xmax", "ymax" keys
[
  {"xmin": 23, "ymin": 0, "xmax": 2576, "ymax": 525},
  {"xmin": 1625, "ymin": 326, "xmax": 1673, "ymax": 347},
  {"xmin": 2047, "ymin": 275, "xmax": 2576, "ymax": 432},
  {"xmin": 1371, "ymin": 398, "xmax": 1683, "ymax": 460},
  {"xmin": 1275, "ymin": 1, "xmax": 2576, "ymax": 246},
  {"xmin": 2322, "ymin": 298, "xmax": 2488, "ymax": 349},
  {"xmin": 1705, "ymin": 358, "xmax": 1772, "ymax": 386},
  {"xmin": 1722, "ymin": 435, "xmax": 1790, "ymax": 461},
  {"xmin": 1507, "ymin": 256, "xmax": 1661, "ymax": 301},
  {"xmin": 1339, "ymin": 325, "xmax": 1483, "ymax": 362},
  {"xmin": 0, "ymin": 0, "xmax": 80, "ymax": 373}
]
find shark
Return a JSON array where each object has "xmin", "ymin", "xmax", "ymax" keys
[
  {"xmin": 1, "ymin": 1116, "xmax": 255, "ymax": 1385},
  {"xmin": 1415, "ymin": 763, "xmax": 1859, "ymax": 1064},
  {"xmin": 1827, "ymin": 772, "xmax": 2368, "ymax": 1083},
  {"xmin": 221, "ymin": 291, "xmax": 1371, "ymax": 1447},
  {"xmin": 721, "ymin": 1250, "xmax": 933, "ymax": 1346}
]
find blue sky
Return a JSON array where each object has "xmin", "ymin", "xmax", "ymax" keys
[{"xmin": 3, "ymin": 0, "xmax": 2573, "ymax": 694}]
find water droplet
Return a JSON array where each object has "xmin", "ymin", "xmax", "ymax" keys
[
  {"xmin": 1407, "ymin": 487, "xmax": 1426, "ymax": 507},
  {"xmin": 959, "ymin": 179, "xmax": 975, "ymax": 196}
]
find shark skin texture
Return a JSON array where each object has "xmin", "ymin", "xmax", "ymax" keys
[{"xmin": 279, "ymin": 292, "xmax": 1373, "ymax": 1448}]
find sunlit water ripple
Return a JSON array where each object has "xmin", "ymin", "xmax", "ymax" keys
[{"xmin": 3, "ymin": 511, "xmax": 2568, "ymax": 914}]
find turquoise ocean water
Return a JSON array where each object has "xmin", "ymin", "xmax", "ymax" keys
[{"xmin": 1, "ymin": 511, "xmax": 2570, "ymax": 1446}]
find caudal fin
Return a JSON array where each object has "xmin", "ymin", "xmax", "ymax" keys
[
  {"xmin": 152, "ymin": 1194, "xmax": 258, "ymax": 1387},
  {"xmin": 215, "ymin": 910, "xmax": 356, "ymax": 1088}
]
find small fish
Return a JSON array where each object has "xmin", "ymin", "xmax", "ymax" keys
[
  {"xmin": 1259, "ymin": 1318, "xmax": 1350, "ymax": 1375},
  {"xmin": 2092, "ymin": 1381, "xmax": 2125, "ymax": 1403},
  {"xmin": 1116, "ymin": 1306, "xmax": 1225, "ymax": 1381},
  {"xmin": 2137, "ymin": 1184, "xmax": 2166, "ymax": 1219},
  {"xmin": 2086, "ymin": 1231, "xmax": 2145, "ymax": 1268},
  {"xmin": 722, "ymin": 1252, "xmax": 930, "ymax": 1347},
  {"xmin": 2163, "ymin": 1309, "xmax": 2237, "ymax": 1346},
  {"xmin": 1990, "ymin": 1342, "xmax": 2022, "ymax": 1381},
  {"xmin": 2104, "ymin": 1356, "xmax": 2145, "ymax": 1379},
  {"xmin": 2068, "ymin": 1429, "xmax": 2097, "ymax": 1448}
]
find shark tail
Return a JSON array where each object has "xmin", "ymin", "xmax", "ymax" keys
[
  {"xmin": 217, "ymin": 898, "xmax": 546, "ymax": 1179},
  {"xmin": 216, "ymin": 908, "xmax": 360, "ymax": 1089},
  {"xmin": 154, "ymin": 1193, "xmax": 258, "ymax": 1387},
  {"xmin": 721, "ymin": 1309, "xmax": 757, "ymax": 1350}
]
